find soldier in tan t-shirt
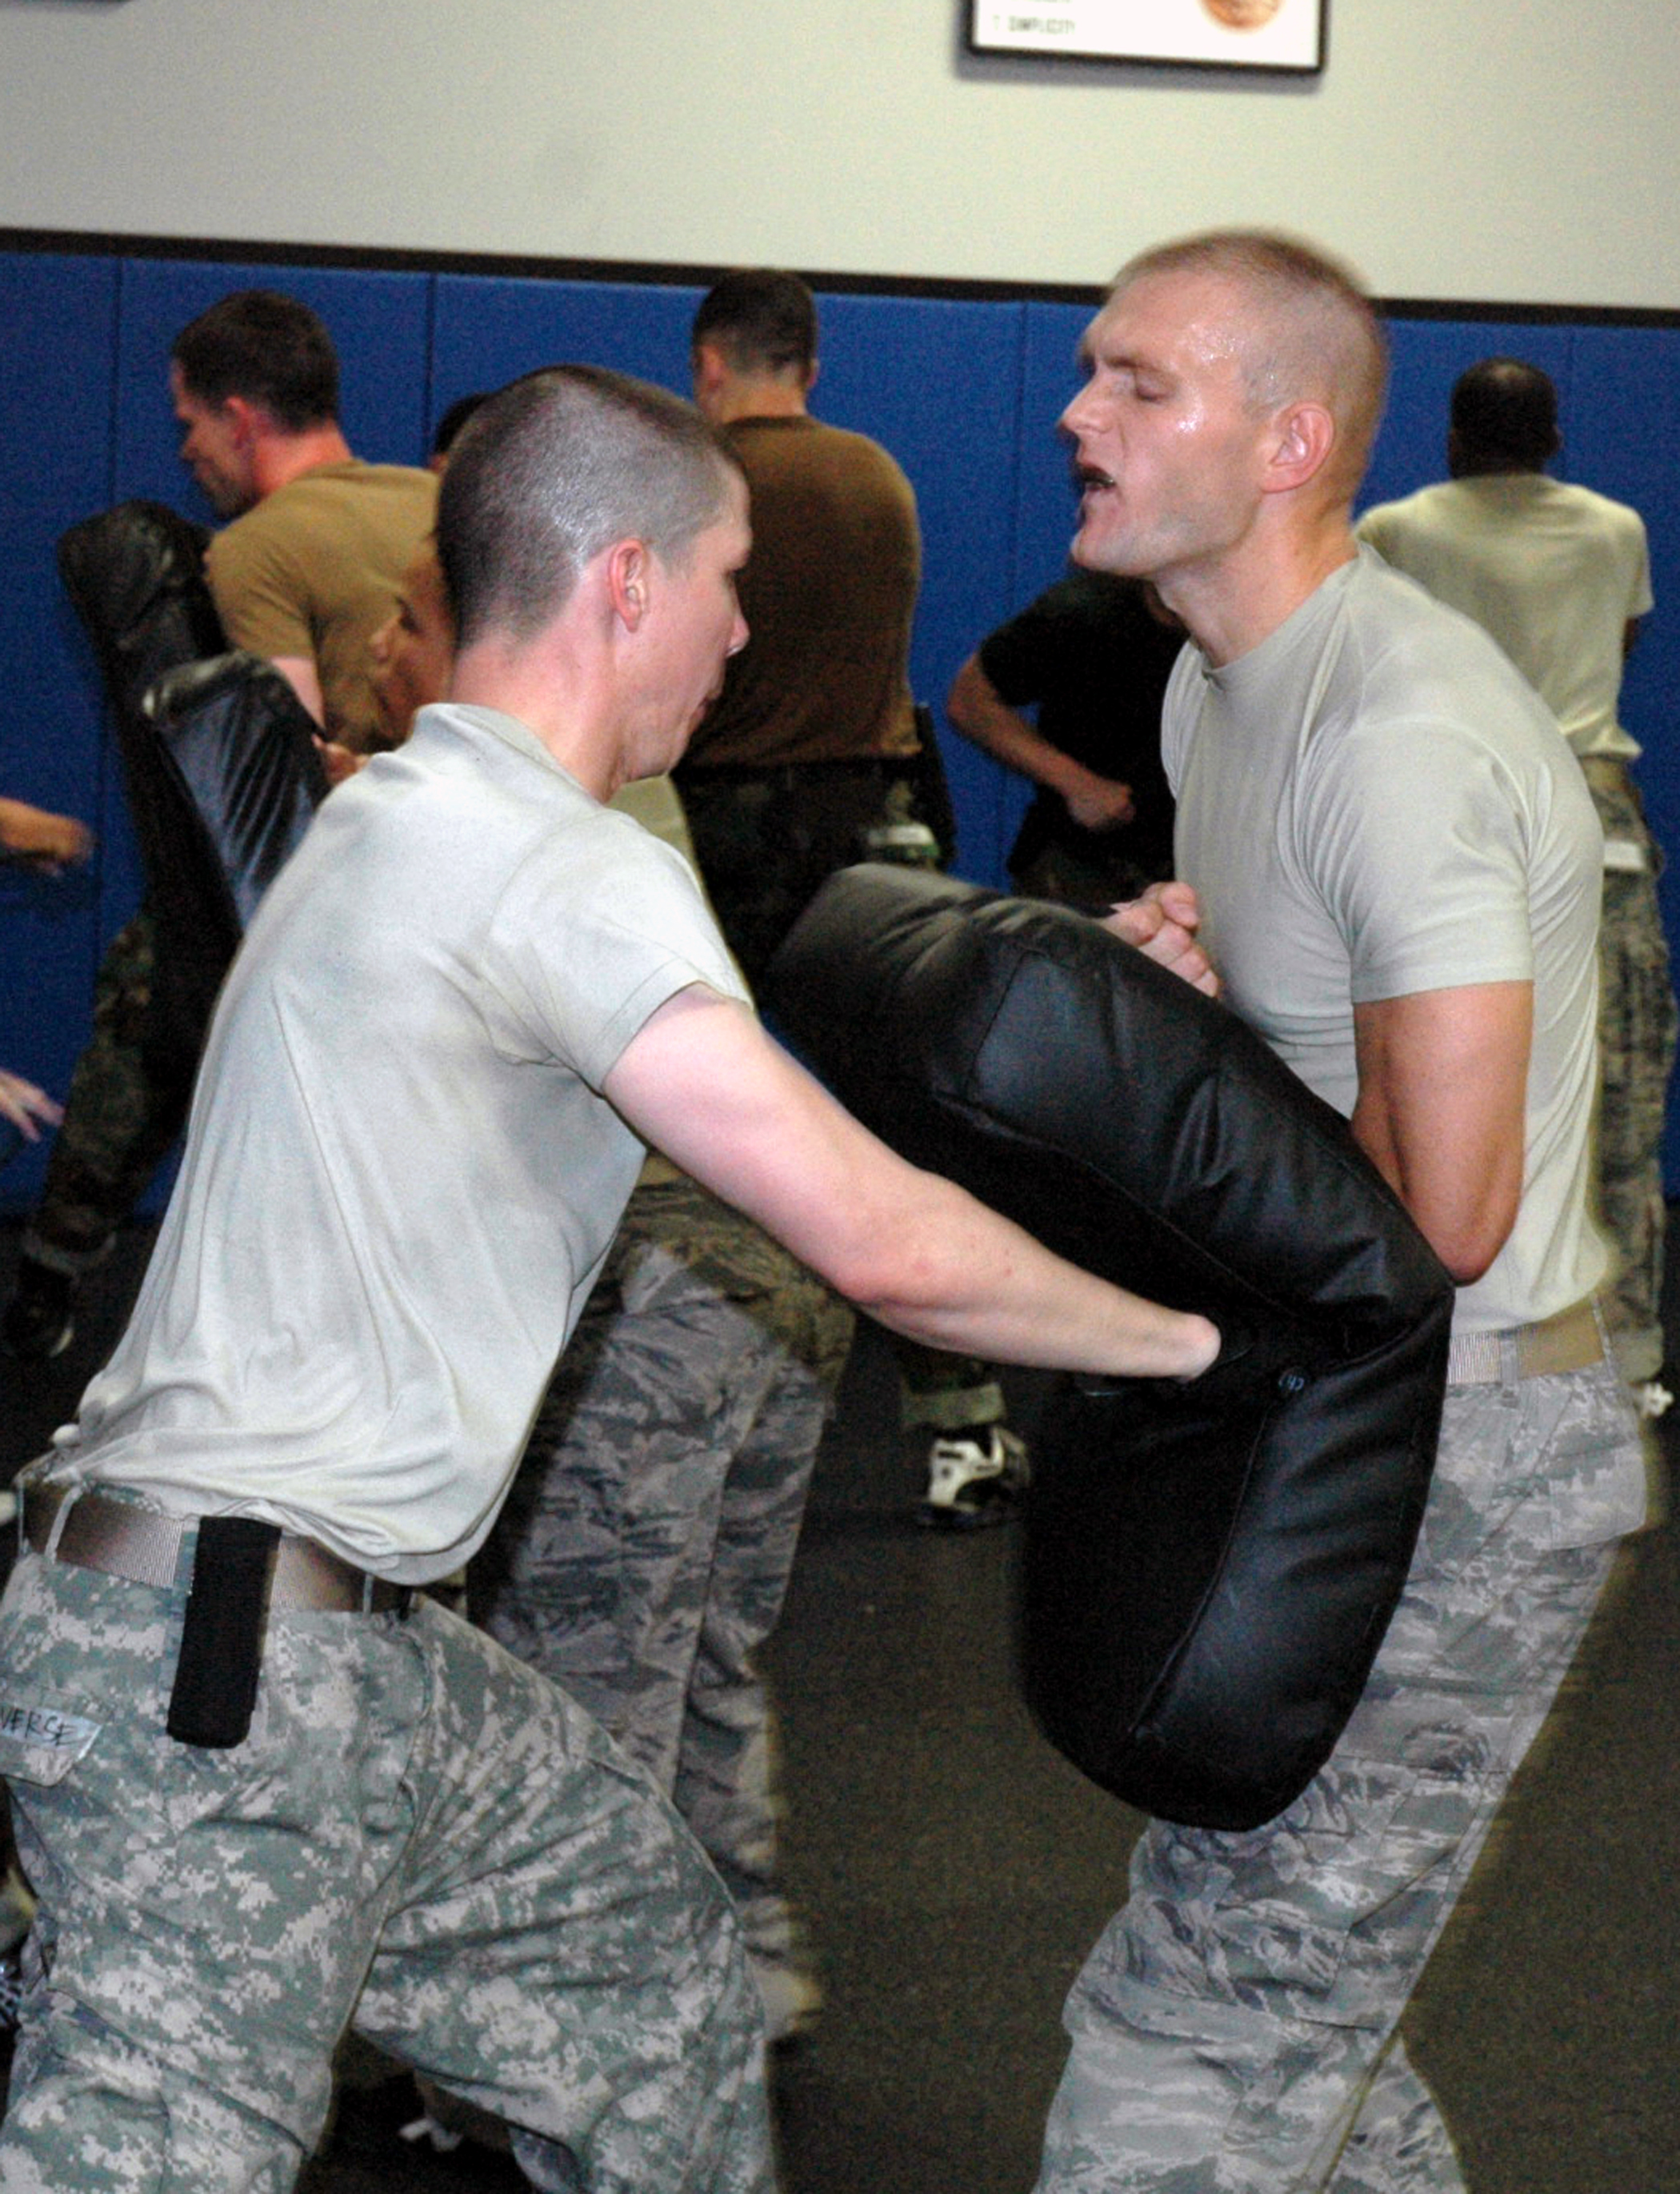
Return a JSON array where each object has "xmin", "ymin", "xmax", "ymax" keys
[
  {"xmin": 2, "ymin": 294, "xmax": 432, "ymax": 1363},
  {"xmin": 170, "ymin": 288, "xmax": 436, "ymax": 756}
]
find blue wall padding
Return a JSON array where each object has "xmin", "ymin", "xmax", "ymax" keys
[
  {"xmin": 434, "ymin": 272, "xmax": 704, "ymax": 422},
  {"xmin": 4, "ymin": 243, "xmax": 1680, "ymax": 1213},
  {"xmin": 1, "ymin": 252, "xmax": 121, "ymax": 1211}
]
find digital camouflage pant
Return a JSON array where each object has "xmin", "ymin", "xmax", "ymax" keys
[
  {"xmin": 1582, "ymin": 759, "xmax": 1678, "ymax": 1383},
  {"xmin": 474, "ymin": 1174, "xmax": 854, "ymax": 2006},
  {"xmin": 1034, "ymin": 1343, "xmax": 1646, "ymax": 2194},
  {"xmin": 0, "ymin": 1535, "xmax": 773, "ymax": 2194},
  {"xmin": 674, "ymin": 767, "xmax": 1001, "ymax": 1440}
]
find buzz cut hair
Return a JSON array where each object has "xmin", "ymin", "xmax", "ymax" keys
[
  {"xmin": 691, "ymin": 269, "xmax": 818, "ymax": 380},
  {"xmin": 437, "ymin": 365, "xmax": 742, "ymax": 649},
  {"xmin": 170, "ymin": 290, "xmax": 341, "ymax": 434},
  {"xmin": 1114, "ymin": 229, "xmax": 1389, "ymax": 497}
]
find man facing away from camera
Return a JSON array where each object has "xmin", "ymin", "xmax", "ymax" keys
[
  {"xmin": 1037, "ymin": 231, "xmax": 1647, "ymax": 2192},
  {"xmin": 1358, "ymin": 356, "xmax": 1676, "ymax": 1418},
  {"xmin": 0, "ymin": 365, "xmax": 1218, "ymax": 2194}
]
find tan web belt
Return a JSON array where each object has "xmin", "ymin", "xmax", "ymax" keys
[
  {"xmin": 22, "ymin": 1483, "xmax": 413, "ymax": 1614},
  {"xmin": 1446, "ymin": 1295, "xmax": 1603, "ymax": 1386}
]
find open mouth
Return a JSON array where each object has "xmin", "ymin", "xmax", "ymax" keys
[{"xmin": 1073, "ymin": 461, "xmax": 1115, "ymax": 498}]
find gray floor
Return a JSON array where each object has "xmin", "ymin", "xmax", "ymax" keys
[{"xmin": 2, "ymin": 1219, "xmax": 1677, "ymax": 2192}]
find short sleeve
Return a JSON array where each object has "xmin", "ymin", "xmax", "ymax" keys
[
  {"xmin": 482, "ymin": 815, "xmax": 750, "ymax": 1086},
  {"xmin": 1297, "ymin": 715, "xmax": 1535, "ymax": 1004},
  {"xmin": 205, "ymin": 521, "xmax": 314, "ymax": 663},
  {"xmin": 1629, "ymin": 512, "xmax": 1654, "ymax": 620}
]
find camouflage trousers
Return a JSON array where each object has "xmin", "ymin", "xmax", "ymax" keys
[
  {"xmin": 23, "ymin": 910, "xmax": 198, "ymax": 1273},
  {"xmin": 0, "ymin": 1539, "xmax": 773, "ymax": 2193},
  {"xmin": 1582, "ymin": 760, "xmax": 1678, "ymax": 1383},
  {"xmin": 676, "ymin": 767, "xmax": 1002, "ymax": 1440},
  {"xmin": 1035, "ymin": 1344, "xmax": 1646, "ymax": 2194},
  {"xmin": 474, "ymin": 1175, "xmax": 854, "ymax": 2000}
]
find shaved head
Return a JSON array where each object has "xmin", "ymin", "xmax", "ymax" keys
[
  {"xmin": 438, "ymin": 365, "xmax": 742, "ymax": 650},
  {"xmin": 1113, "ymin": 230, "xmax": 1388, "ymax": 505}
]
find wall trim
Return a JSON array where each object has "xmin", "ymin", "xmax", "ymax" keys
[{"xmin": 6, "ymin": 226, "xmax": 1680, "ymax": 327}]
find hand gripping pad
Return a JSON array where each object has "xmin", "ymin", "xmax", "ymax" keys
[{"xmin": 766, "ymin": 866, "xmax": 1454, "ymax": 1828}]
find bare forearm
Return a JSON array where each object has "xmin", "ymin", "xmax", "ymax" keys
[
  {"xmin": 853, "ymin": 1171, "xmax": 1219, "ymax": 1379},
  {"xmin": 270, "ymin": 655, "xmax": 325, "ymax": 728},
  {"xmin": 607, "ymin": 986, "xmax": 1218, "ymax": 1383},
  {"xmin": 0, "ymin": 798, "xmax": 92, "ymax": 871}
]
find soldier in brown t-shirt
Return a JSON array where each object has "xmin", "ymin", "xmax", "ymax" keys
[
  {"xmin": 677, "ymin": 269, "xmax": 1030, "ymax": 1527},
  {"xmin": 677, "ymin": 271, "xmax": 929, "ymax": 984}
]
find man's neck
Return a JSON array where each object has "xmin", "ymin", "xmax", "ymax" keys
[
  {"xmin": 1162, "ymin": 520, "xmax": 1359, "ymax": 671},
  {"xmin": 448, "ymin": 643, "xmax": 622, "ymax": 802},
  {"xmin": 707, "ymin": 377, "xmax": 810, "ymax": 427},
  {"xmin": 251, "ymin": 424, "xmax": 355, "ymax": 500},
  {"xmin": 1448, "ymin": 457, "xmax": 1546, "ymax": 482}
]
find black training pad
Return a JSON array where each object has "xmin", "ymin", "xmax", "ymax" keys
[
  {"xmin": 145, "ymin": 652, "xmax": 328, "ymax": 930},
  {"xmin": 766, "ymin": 866, "xmax": 1454, "ymax": 1828},
  {"xmin": 58, "ymin": 500, "xmax": 239, "ymax": 1054},
  {"xmin": 56, "ymin": 504, "xmax": 327, "ymax": 1051}
]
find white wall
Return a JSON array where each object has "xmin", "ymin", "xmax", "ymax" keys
[{"xmin": 0, "ymin": 0, "xmax": 1673, "ymax": 306}]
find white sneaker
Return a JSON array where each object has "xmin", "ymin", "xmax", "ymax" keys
[
  {"xmin": 917, "ymin": 1425, "xmax": 1030, "ymax": 1530},
  {"xmin": 1635, "ymin": 1376, "xmax": 1674, "ymax": 1421},
  {"xmin": 755, "ymin": 1961, "xmax": 823, "ymax": 2048}
]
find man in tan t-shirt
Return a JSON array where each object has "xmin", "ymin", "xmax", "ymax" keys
[
  {"xmin": 170, "ymin": 288, "xmax": 436, "ymax": 758},
  {"xmin": 2, "ymin": 298, "xmax": 433, "ymax": 1363}
]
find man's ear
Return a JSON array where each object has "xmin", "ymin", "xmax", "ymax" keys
[
  {"xmin": 221, "ymin": 394, "xmax": 262, "ymax": 448},
  {"xmin": 1264, "ymin": 401, "xmax": 1338, "ymax": 494},
  {"xmin": 606, "ymin": 538, "xmax": 651, "ymax": 629},
  {"xmin": 692, "ymin": 342, "xmax": 726, "ymax": 405}
]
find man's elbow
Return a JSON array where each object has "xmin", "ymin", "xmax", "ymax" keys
[
  {"xmin": 1429, "ymin": 1194, "xmax": 1520, "ymax": 1286},
  {"xmin": 1439, "ymin": 1236, "xmax": 1499, "ymax": 1287},
  {"xmin": 826, "ymin": 1247, "xmax": 943, "ymax": 1325},
  {"xmin": 945, "ymin": 655, "xmax": 988, "ymax": 740},
  {"xmin": 814, "ymin": 1214, "xmax": 962, "ymax": 1325}
]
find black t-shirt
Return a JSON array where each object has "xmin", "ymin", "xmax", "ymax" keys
[{"xmin": 978, "ymin": 571, "xmax": 1183, "ymax": 887}]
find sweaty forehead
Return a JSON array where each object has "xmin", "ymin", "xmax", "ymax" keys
[{"xmin": 1082, "ymin": 271, "xmax": 1253, "ymax": 375}]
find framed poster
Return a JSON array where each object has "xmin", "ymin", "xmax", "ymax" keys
[{"xmin": 969, "ymin": 0, "xmax": 1325, "ymax": 71}]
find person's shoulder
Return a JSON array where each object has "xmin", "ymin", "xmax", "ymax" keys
[
  {"xmin": 504, "ymin": 785, "xmax": 716, "ymax": 945},
  {"xmin": 1547, "ymin": 475, "xmax": 1648, "ymax": 542},
  {"xmin": 778, "ymin": 415, "xmax": 910, "ymax": 482},
  {"xmin": 1354, "ymin": 481, "xmax": 1453, "ymax": 541},
  {"xmin": 203, "ymin": 488, "xmax": 294, "ymax": 584},
  {"xmin": 349, "ymin": 462, "xmax": 438, "ymax": 498},
  {"xmin": 1016, "ymin": 571, "xmax": 1168, "ymax": 647},
  {"xmin": 1338, "ymin": 545, "xmax": 1492, "ymax": 655},
  {"xmin": 283, "ymin": 461, "xmax": 436, "ymax": 507},
  {"xmin": 211, "ymin": 490, "xmax": 289, "ymax": 551},
  {"xmin": 1334, "ymin": 552, "xmax": 1558, "ymax": 739},
  {"xmin": 734, "ymin": 416, "xmax": 916, "ymax": 534}
]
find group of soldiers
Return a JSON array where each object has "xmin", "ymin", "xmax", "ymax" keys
[{"xmin": 0, "ymin": 230, "xmax": 1666, "ymax": 2194}]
